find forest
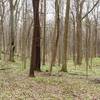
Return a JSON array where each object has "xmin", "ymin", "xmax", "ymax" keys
[{"xmin": 0, "ymin": 0, "xmax": 100, "ymax": 99}]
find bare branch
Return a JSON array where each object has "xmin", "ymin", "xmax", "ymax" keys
[{"xmin": 81, "ymin": 0, "xmax": 99, "ymax": 20}]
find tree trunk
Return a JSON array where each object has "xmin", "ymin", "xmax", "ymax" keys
[
  {"xmin": 76, "ymin": 0, "xmax": 85, "ymax": 65},
  {"xmin": 42, "ymin": 0, "xmax": 46, "ymax": 65},
  {"xmin": 50, "ymin": 0, "xmax": 60, "ymax": 74},
  {"xmin": 9, "ymin": 0, "xmax": 15, "ymax": 62},
  {"xmin": 29, "ymin": 0, "xmax": 41, "ymax": 77},
  {"xmin": 61, "ymin": 0, "xmax": 70, "ymax": 72}
]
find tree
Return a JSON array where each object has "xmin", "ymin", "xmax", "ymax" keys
[
  {"xmin": 9, "ymin": 0, "xmax": 16, "ymax": 62},
  {"xmin": 71, "ymin": 11, "xmax": 76, "ymax": 66},
  {"xmin": 93, "ymin": 4, "xmax": 99, "ymax": 57},
  {"xmin": 75, "ymin": 0, "xmax": 85, "ymax": 65},
  {"xmin": 75, "ymin": 0, "xmax": 99, "ymax": 65},
  {"xmin": 0, "ymin": 2, "xmax": 2, "ymax": 59},
  {"xmin": 22, "ymin": 0, "xmax": 27, "ymax": 69},
  {"xmin": 61, "ymin": 0, "xmax": 70, "ymax": 72},
  {"xmin": 50, "ymin": 0, "xmax": 60, "ymax": 74},
  {"xmin": 29, "ymin": 0, "xmax": 41, "ymax": 77},
  {"xmin": 42, "ymin": 0, "xmax": 46, "ymax": 65}
]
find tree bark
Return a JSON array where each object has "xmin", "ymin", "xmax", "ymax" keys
[
  {"xmin": 9, "ymin": 0, "xmax": 15, "ymax": 62},
  {"xmin": 29, "ymin": 0, "xmax": 41, "ymax": 77},
  {"xmin": 61, "ymin": 0, "xmax": 70, "ymax": 72},
  {"xmin": 42, "ymin": 0, "xmax": 46, "ymax": 65}
]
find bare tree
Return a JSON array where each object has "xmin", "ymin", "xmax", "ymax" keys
[
  {"xmin": 9, "ymin": 0, "xmax": 17, "ymax": 61},
  {"xmin": 30, "ymin": 0, "xmax": 41, "ymax": 77},
  {"xmin": 61, "ymin": 0, "xmax": 70, "ymax": 72}
]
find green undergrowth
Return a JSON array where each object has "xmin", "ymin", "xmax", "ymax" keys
[{"xmin": 0, "ymin": 57, "xmax": 100, "ymax": 99}]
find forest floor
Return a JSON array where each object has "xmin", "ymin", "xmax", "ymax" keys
[{"xmin": 0, "ymin": 58, "xmax": 100, "ymax": 100}]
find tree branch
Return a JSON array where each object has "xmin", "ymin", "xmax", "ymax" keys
[{"xmin": 81, "ymin": 0, "xmax": 99, "ymax": 20}]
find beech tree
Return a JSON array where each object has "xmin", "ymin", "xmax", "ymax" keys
[
  {"xmin": 50, "ymin": 0, "xmax": 60, "ymax": 74},
  {"xmin": 42, "ymin": 0, "xmax": 46, "ymax": 65},
  {"xmin": 29, "ymin": 0, "xmax": 41, "ymax": 77},
  {"xmin": 61, "ymin": 0, "xmax": 70, "ymax": 72},
  {"xmin": 9, "ymin": 0, "xmax": 16, "ymax": 61}
]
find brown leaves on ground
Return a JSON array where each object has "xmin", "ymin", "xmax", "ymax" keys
[{"xmin": 0, "ymin": 67, "xmax": 100, "ymax": 100}]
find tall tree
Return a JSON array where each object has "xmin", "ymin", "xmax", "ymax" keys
[
  {"xmin": 29, "ymin": 0, "xmax": 41, "ymax": 77},
  {"xmin": 75, "ymin": 0, "xmax": 85, "ymax": 65},
  {"xmin": 50, "ymin": 0, "xmax": 60, "ymax": 74},
  {"xmin": 22, "ymin": 0, "xmax": 27, "ymax": 69},
  {"xmin": 61, "ymin": 0, "xmax": 70, "ymax": 72},
  {"xmin": 42, "ymin": 0, "xmax": 46, "ymax": 65},
  {"xmin": 0, "ymin": 2, "xmax": 2, "ymax": 59},
  {"xmin": 93, "ymin": 4, "xmax": 99, "ymax": 57},
  {"xmin": 75, "ymin": 0, "xmax": 99, "ymax": 65},
  {"xmin": 9, "ymin": 0, "xmax": 17, "ymax": 61},
  {"xmin": 71, "ymin": 11, "xmax": 76, "ymax": 65}
]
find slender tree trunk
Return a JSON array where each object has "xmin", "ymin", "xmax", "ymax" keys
[
  {"xmin": 50, "ymin": 0, "xmax": 60, "ymax": 74},
  {"xmin": 0, "ymin": 0, "xmax": 5, "ymax": 60},
  {"xmin": 76, "ymin": 0, "xmax": 85, "ymax": 65},
  {"xmin": 85, "ymin": 17, "xmax": 89, "ymax": 78},
  {"xmin": 93, "ymin": 21, "xmax": 97, "ymax": 57},
  {"xmin": 0, "ymin": 4, "xmax": 2, "ymax": 59},
  {"xmin": 22, "ymin": 0, "xmax": 27, "ymax": 69},
  {"xmin": 42, "ymin": 0, "xmax": 46, "ymax": 65},
  {"xmin": 71, "ymin": 12, "xmax": 76, "ymax": 65},
  {"xmin": 29, "ymin": 0, "xmax": 41, "ymax": 77},
  {"xmin": 61, "ymin": 0, "xmax": 70, "ymax": 72},
  {"xmin": 9, "ymin": 0, "xmax": 15, "ymax": 62},
  {"xmin": 0, "ymin": 20, "xmax": 1, "ymax": 60}
]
